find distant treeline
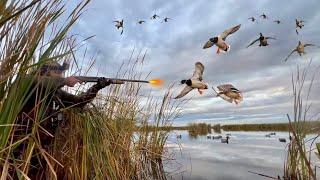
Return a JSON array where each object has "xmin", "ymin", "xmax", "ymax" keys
[
  {"xmin": 221, "ymin": 121, "xmax": 320, "ymax": 132},
  {"xmin": 139, "ymin": 121, "xmax": 320, "ymax": 133}
]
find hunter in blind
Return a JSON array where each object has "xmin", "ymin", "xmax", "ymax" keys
[{"xmin": 12, "ymin": 61, "xmax": 111, "ymax": 179}]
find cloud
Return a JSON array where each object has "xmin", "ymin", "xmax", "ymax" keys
[{"xmin": 71, "ymin": 0, "xmax": 320, "ymax": 125}]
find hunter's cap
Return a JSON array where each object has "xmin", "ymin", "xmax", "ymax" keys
[{"xmin": 40, "ymin": 61, "xmax": 70, "ymax": 76}]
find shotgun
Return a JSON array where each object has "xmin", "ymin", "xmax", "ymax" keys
[{"xmin": 73, "ymin": 76, "xmax": 150, "ymax": 84}]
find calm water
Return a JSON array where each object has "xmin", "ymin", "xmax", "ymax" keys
[{"xmin": 164, "ymin": 130, "xmax": 320, "ymax": 180}]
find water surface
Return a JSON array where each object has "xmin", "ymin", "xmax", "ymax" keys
[{"xmin": 164, "ymin": 130, "xmax": 319, "ymax": 180}]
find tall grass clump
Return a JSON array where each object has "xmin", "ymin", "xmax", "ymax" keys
[
  {"xmin": 283, "ymin": 61, "xmax": 320, "ymax": 180},
  {"xmin": 0, "ymin": 1, "xmax": 181, "ymax": 179},
  {"xmin": 47, "ymin": 50, "xmax": 181, "ymax": 179},
  {"xmin": 47, "ymin": 51, "xmax": 182, "ymax": 179},
  {"xmin": 1, "ymin": 0, "xmax": 92, "ymax": 179},
  {"xmin": 187, "ymin": 123, "xmax": 212, "ymax": 139}
]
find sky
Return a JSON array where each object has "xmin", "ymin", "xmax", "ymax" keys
[{"xmin": 69, "ymin": 0, "xmax": 320, "ymax": 126}]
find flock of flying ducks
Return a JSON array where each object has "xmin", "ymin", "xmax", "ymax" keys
[
  {"xmin": 114, "ymin": 13, "xmax": 171, "ymax": 35},
  {"xmin": 173, "ymin": 12, "xmax": 318, "ymax": 104}
]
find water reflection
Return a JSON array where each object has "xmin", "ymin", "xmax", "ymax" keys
[{"xmin": 164, "ymin": 131, "xmax": 300, "ymax": 180}]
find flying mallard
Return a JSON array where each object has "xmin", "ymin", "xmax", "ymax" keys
[
  {"xmin": 138, "ymin": 20, "xmax": 145, "ymax": 24},
  {"xmin": 284, "ymin": 41, "xmax": 318, "ymax": 62},
  {"xmin": 162, "ymin": 17, "xmax": 172, "ymax": 23},
  {"xmin": 213, "ymin": 84, "xmax": 243, "ymax": 105},
  {"xmin": 174, "ymin": 62, "xmax": 208, "ymax": 99},
  {"xmin": 295, "ymin": 19, "xmax": 305, "ymax": 34},
  {"xmin": 203, "ymin": 24, "xmax": 241, "ymax": 54},
  {"xmin": 247, "ymin": 33, "xmax": 276, "ymax": 48},
  {"xmin": 151, "ymin": 14, "xmax": 160, "ymax": 20},
  {"xmin": 260, "ymin": 13, "xmax": 268, "ymax": 19},
  {"xmin": 114, "ymin": 19, "xmax": 124, "ymax": 35}
]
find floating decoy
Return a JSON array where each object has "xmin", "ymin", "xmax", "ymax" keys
[
  {"xmin": 274, "ymin": 20, "xmax": 281, "ymax": 24},
  {"xmin": 260, "ymin": 13, "xmax": 268, "ymax": 19},
  {"xmin": 248, "ymin": 17, "xmax": 256, "ymax": 22},
  {"xmin": 138, "ymin": 20, "xmax": 145, "ymax": 24},
  {"xmin": 279, "ymin": 138, "xmax": 286, "ymax": 143}
]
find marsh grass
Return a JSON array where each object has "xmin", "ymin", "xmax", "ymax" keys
[
  {"xmin": 283, "ymin": 61, "xmax": 320, "ymax": 180},
  {"xmin": 0, "ymin": 1, "xmax": 181, "ymax": 179}
]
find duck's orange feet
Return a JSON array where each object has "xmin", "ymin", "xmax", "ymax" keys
[
  {"xmin": 198, "ymin": 89, "xmax": 203, "ymax": 95},
  {"xmin": 216, "ymin": 48, "xmax": 220, "ymax": 54}
]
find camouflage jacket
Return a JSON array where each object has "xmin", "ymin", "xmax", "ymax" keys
[{"xmin": 17, "ymin": 75, "xmax": 104, "ymax": 141}]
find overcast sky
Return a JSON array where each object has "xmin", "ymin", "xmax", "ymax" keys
[{"xmin": 70, "ymin": 0, "xmax": 320, "ymax": 126}]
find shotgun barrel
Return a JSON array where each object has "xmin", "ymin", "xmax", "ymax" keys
[{"xmin": 73, "ymin": 76, "xmax": 149, "ymax": 84}]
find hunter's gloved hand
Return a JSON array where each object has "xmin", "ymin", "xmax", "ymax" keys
[{"xmin": 97, "ymin": 77, "xmax": 111, "ymax": 88}]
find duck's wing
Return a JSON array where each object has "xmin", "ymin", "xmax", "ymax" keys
[
  {"xmin": 304, "ymin": 43, "xmax": 316, "ymax": 47},
  {"xmin": 266, "ymin": 37, "xmax": 276, "ymax": 40},
  {"xmin": 220, "ymin": 24, "xmax": 241, "ymax": 41},
  {"xmin": 174, "ymin": 86, "xmax": 193, "ymax": 99},
  {"xmin": 203, "ymin": 39, "xmax": 214, "ymax": 49},
  {"xmin": 192, "ymin": 62, "xmax": 205, "ymax": 81},
  {"xmin": 217, "ymin": 84, "xmax": 234, "ymax": 93},
  {"xmin": 284, "ymin": 49, "xmax": 297, "ymax": 62},
  {"xmin": 219, "ymin": 94, "xmax": 233, "ymax": 103},
  {"xmin": 246, "ymin": 38, "xmax": 259, "ymax": 48},
  {"xmin": 113, "ymin": 20, "xmax": 120, "ymax": 23}
]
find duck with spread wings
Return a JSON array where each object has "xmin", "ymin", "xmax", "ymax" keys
[
  {"xmin": 247, "ymin": 33, "xmax": 276, "ymax": 48},
  {"xmin": 284, "ymin": 41, "xmax": 318, "ymax": 62},
  {"xmin": 213, "ymin": 84, "xmax": 243, "ymax": 105},
  {"xmin": 174, "ymin": 62, "xmax": 208, "ymax": 99},
  {"xmin": 203, "ymin": 24, "xmax": 241, "ymax": 54}
]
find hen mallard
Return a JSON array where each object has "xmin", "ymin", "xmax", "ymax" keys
[
  {"xmin": 213, "ymin": 84, "xmax": 243, "ymax": 105},
  {"xmin": 284, "ymin": 41, "xmax": 318, "ymax": 62}
]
